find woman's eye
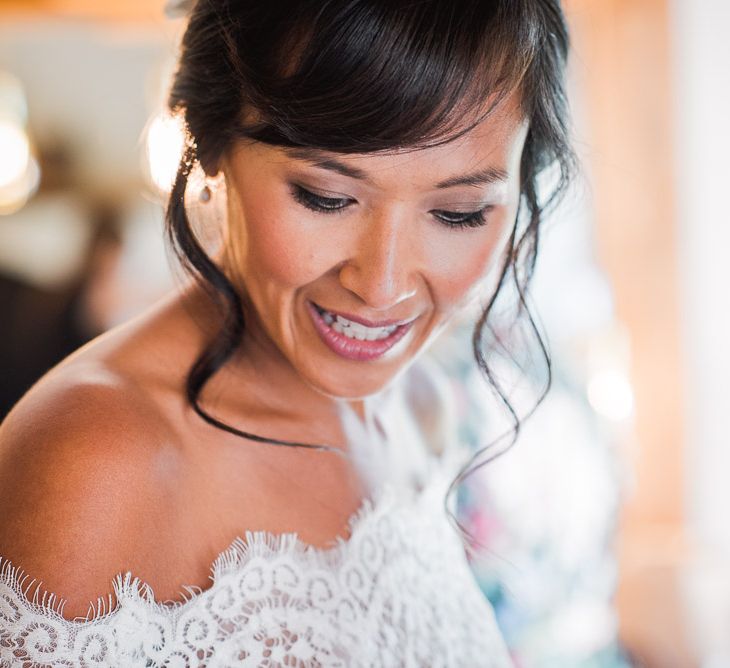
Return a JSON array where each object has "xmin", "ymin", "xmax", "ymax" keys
[
  {"xmin": 292, "ymin": 184, "xmax": 491, "ymax": 229},
  {"xmin": 292, "ymin": 185, "xmax": 353, "ymax": 213},
  {"xmin": 432, "ymin": 207, "xmax": 492, "ymax": 229}
]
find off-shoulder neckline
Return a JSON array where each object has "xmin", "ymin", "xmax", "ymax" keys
[{"xmin": 0, "ymin": 454, "xmax": 458, "ymax": 628}]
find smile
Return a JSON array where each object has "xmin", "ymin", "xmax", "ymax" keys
[{"xmin": 307, "ymin": 301, "xmax": 416, "ymax": 361}]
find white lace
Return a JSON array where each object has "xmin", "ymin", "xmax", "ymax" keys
[
  {"xmin": 0, "ymin": 360, "xmax": 512, "ymax": 667},
  {"xmin": 0, "ymin": 459, "xmax": 511, "ymax": 667}
]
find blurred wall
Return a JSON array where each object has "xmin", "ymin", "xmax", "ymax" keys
[
  {"xmin": 0, "ymin": 20, "xmax": 170, "ymax": 198},
  {"xmin": 672, "ymin": 0, "xmax": 730, "ymax": 557},
  {"xmin": 672, "ymin": 0, "xmax": 730, "ymax": 663}
]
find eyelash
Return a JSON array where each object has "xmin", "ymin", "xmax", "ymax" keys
[{"xmin": 291, "ymin": 185, "xmax": 491, "ymax": 230}]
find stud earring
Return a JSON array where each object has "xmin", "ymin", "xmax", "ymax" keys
[{"xmin": 199, "ymin": 184, "xmax": 212, "ymax": 203}]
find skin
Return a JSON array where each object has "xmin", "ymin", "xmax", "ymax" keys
[
  {"xmin": 0, "ymin": 93, "xmax": 528, "ymax": 618},
  {"xmin": 217, "ymin": 94, "xmax": 528, "ymax": 419}
]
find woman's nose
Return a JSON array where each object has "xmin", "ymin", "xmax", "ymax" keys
[{"xmin": 338, "ymin": 212, "xmax": 418, "ymax": 311}]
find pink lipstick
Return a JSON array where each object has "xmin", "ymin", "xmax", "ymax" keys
[{"xmin": 306, "ymin": 301, "xmax": 415, "ymax": 362}]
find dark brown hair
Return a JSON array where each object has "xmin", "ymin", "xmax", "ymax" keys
[{"xmin": 165, "ymin": 0, "xmax": 574, "ymax": 537}]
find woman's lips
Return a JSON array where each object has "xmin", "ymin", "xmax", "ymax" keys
[{"xmin": 306, "ymin": 301, "xmax": 415, "ymax": 362}]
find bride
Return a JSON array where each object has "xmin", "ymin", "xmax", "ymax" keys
[{"xmin": 0, "ymin": 0, "xmax": 573, "ymax": 665}]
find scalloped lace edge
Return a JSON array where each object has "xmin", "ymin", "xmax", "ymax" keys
[
  {"xmin": 0, "ymin": 479, "xmax": 417, "ymax": 627},
  {"xmin": 0, "ymin": 443, "xmax": 463, "ymax": 630}
]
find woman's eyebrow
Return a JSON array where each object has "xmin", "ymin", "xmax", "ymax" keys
[
  {"xmin": 285, "ymin": 147, "xmax": 508, "ymax": 189},
  {"xmin": 434, "ymin": 167, "xmax": 509, "ymax": 189},
  {"xmin": 286, "ymin": 148, "xmax": 370, "ymax": 181}
]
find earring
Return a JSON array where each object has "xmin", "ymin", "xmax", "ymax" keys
[{"xmin": 199, "ymin": 185, "xmax": 212, "ymax": 202}]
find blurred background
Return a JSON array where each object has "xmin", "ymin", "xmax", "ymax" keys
[{"xmin": 0, "ymin": 1, "xmax": 727, "ymax": 666}]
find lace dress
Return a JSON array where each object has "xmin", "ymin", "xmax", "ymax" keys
[{"xmin": 0, "ymin": 365, "xmax": 512, "ymax": 667}]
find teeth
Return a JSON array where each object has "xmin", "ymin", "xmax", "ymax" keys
[{"xmin": 319, "ymin": 308, "xmax": 398, "ymax": 341}]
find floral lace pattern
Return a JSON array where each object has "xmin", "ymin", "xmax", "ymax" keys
[{"xmin": 0, "ymin": 465, "xmax": 511, "ymax": 667}]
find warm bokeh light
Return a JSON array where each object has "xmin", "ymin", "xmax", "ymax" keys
[
  {"xmin": 0, "ymin": 118, "xmax": 39, "ymax": 216},
  {"xmin": 0, "ymin": 120, "xmax": 29, "ymax": 188},
  {"xmin": 0, "ymin": 156, "xmax": 40, "ymax": 216},
  {"xmin": 587, "ymin": 369, "xmax": 635, "ymax": 423},
  {"xmin": 145, "ymin": 111, "xmax": 185, "ymax": 194},
  {"xmin": 0, "ymin": 72, "xmax": 38, "ymax": 215}
]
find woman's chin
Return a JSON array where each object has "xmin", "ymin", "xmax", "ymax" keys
[{"xmin": 299, "ymin": 365, "xmax": 403, "ymax": 402}]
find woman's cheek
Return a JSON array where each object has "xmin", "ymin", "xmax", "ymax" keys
[
  {"xmin": 433, "ymin": 218, "xmax": 513, "ymax": 312},
  {"xmin": 243, "ymin": 209, "xmax": 327, "ymax": 289}
]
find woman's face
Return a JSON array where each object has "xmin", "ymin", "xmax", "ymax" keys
[{"xmin": 221, "ymin": 95, "xmax": 528, "ymax": 400}]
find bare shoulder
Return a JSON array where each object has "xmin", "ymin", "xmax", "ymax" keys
[{"xmin": 0, "ymin": 340, "xmax": 190, "ymax": 620}]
